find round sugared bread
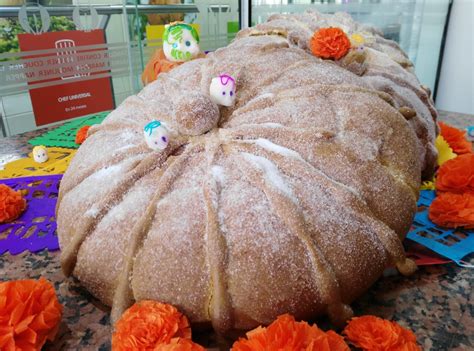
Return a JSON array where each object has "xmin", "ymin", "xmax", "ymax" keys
[{"xmin": 57, "ymin": 10, "xmax": 437, "ymax": 333}]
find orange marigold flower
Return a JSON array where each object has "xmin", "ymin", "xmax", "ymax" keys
[
  {"xmin": 142, "ymin": 49, "xmax": 181, "ymax": 86},
  {"xmin": 343, "ymin": 315, "xmax": 420, "ymax": 351},
  {"xmin": 439, "ymin": 122, "xmax": 472, "ymax": 155},
  {"xmin": 0, "ymin": 278, "xmax": 63, "ymax": 351},
  {"xmin": 310, "ymin": 27, "xmax": 351, "ymax": 60},
  {"xmin": 326, "ymin": 330, "xmax": 351, "ymax": 351},
  {"xmin": 231, "ymin": 314, "xmax": 349, "ymax": 351},
  {"xmin": 429, "ymin": 192, "xmax": 474, "ymax": 228},
  {"xmin": 154, "ymin": 338, "xmax": 205, "ymax": 351},
  {"xmin": 0, "ymin": 184, "xmax": 27, "ymax": 223},
  {"xmin": 75, "ymin": 125, "xmax": 91, "ymax": 145},
  {"xmin": 112, "ymin": 301, "xmax": 192, "ymax": 351},
  {"xmin": 436, "ymin": 154, "xmax": 474, "ymax": 193}
]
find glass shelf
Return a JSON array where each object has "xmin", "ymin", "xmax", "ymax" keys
[
  {"xmin": 251, "ymin": 0, "xmax": 451, "ymax": 95},
  {"xmin": 0, "ymin": 0, "xmax": 451, "ymax": 136}
]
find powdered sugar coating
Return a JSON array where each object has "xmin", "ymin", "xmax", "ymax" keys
[
  {"xmin": 57, "ymin": 10, "xmax": 435, "ymax": 333},
  {"xmin": 241, "ymin": 152, "xmax": 297, "ymax": 203}
]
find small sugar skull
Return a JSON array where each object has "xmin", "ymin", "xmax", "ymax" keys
[
  {"xmin": 144, "ymin": 120, "xmax": 170, "ymax": 151},
  {"xmin": 163, "ymin": 22, "xmax": 200, "ymax": 63},
  {"xmin": 350, "ymin": 31, "xmax": 375, "ymax": 47},
  {"xmin": 209, "ymin": 74, "xmax": 236, "ymax": 107},
  {"xmin": 32, "ymin": 146, "xmax": 48, "ymax": 163},
  {"xmin": 350, "ymin": 33, "xmax": 366, "ymax": 47}
]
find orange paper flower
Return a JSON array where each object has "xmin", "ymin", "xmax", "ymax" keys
[
  {"xmin": 0, "ymin": 184, "xmax": 27, "ymax": 223},
  {"xmin": 439, "ymin": 122, "xmax": 472, "ymax": 155},
  {"xmin": 154, "ymin": 338, "xmax": 205, "ymax": 351},
  {"xmin": 436, "ymin": 154, "xmax": 474, "ymax": 193},
  {"xmin": 310, "ymin": 27, "xmax": 351, "ymax": 60},
  {"xmin": 112, "ymin": 301, "xmax": 192, "ymax": 351},
  {"xmin": 0, "ymin": 278, "xmax": 63, "ymax": 351},
  {"xmin": 343, "ymin": 315, "xmax": 420, "ymax": 351},
  {"xmin": 231, "ymin": 314, "xmax": 349, "ymax": 351},
  {"xmin": 142, "ymin": 49, "xmax": 181, "ymax": 86},
  {"xmin": 429, "ymin": 192, "xmax": 474, "ymax": 228},
  {"xmin": 75, "ymin": 125, "xmax": 91, "ymax": 145}
]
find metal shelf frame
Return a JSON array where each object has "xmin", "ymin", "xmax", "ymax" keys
[{"xmin": 0, "ymin": 4, "xmax": 199, "ymax": 18}]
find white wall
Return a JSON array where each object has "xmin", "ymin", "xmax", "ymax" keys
[{"xmin": 436, "ymin": 0, "xmax": 474, "ymax": 114}]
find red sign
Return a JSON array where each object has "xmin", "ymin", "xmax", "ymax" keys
[{"xmin": 18, "ymin": 30, "xmax": 114, "ymax": 126}]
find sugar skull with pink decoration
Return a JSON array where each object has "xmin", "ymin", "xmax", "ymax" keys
[
  {"xmin": 144, "ymin": 120, "xmax": 170, "ymax": 151},
  {"xmin": 209, "ymin": 74, "xmax": 236, "ymax": 107}
]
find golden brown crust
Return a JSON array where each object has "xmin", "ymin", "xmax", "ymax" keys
[{"xmin": 57, "ymin": 10, "xmax": 436, "ymax": 334}]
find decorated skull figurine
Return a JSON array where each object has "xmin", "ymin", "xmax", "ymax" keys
[
  {"xmin": 144, "ymin": 120, "xmax": 170, "ymax": 151},
  {"xmin": 209, "ymin": 74, "xmax": 236, "ymax": 107},
  {"xmin": 163, "ymin": 22, "xmax": 200, "ymax": 63},
  {"xmin": 32, "ymin": 146, "xmax": 48, "ymax": 163}
]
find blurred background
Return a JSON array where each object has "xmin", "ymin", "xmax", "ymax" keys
[{"xmin": 0, "ymin": 0, "xmax": 471, "ymax": 136}]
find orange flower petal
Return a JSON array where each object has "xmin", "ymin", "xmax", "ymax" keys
[
  {"xmin": 112, "ymin": 301, "xmax": 192, "ymax": 351},
  {"xmin": 75, "ymin": 125, "xmax": 91, "ymax": 145},
  {"xmin": 0, "ymin": 326, "xmax": 14, "ymax": 350},
  {"xmin": 18, "ymin": 327, "xmax": 37, "ymax": 345},
  {"xmin": 326, "ymin": 330, "xmax": 350, "ymax": 351},
  {"xmin": 344, "ymin": 316, "xmax": 420, "ymax": 351},
  {"xmin": 142, "ymin": 49, "xmax": 181, "ymax": 85},
  {"xmin": 429, "ymin": 192, "xmax": 474, "ymax": 228},
  {"xmin": 0, "ymin": 184, "xmax": 27, "ymax": 223},
  {"xmin": 0, "ymin": 278, "xmax": 62, "ymax": 351},
  {"xmin": 310, "ymin": 27, "xmax": 351, "ymax": 60},
  {"xmin": 439, "ymin": 122, "xmax": 472, "ymax": 155},
  {"xmin": 13, "ymin": 314, "xmax": 35, "ymax": 334},
  {"xmin": 154, "ymin": 338, "xmax": 205, "ymax": 351},
  {"xmin": 436, "ymin": 154, "xmax": 474, "ymax": 193},
  {"xmin": 231, "ymin": 314, "xmax": 349, "ymax": 351}
]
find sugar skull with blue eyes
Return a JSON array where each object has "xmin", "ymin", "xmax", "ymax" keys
[
  {"xmin": 163, "ymin": 22, "xmax": 200, "ymax": 63},
  {"xmin": 209, "ymin": 74, "xmax": 236, "ymax": 107},
  {"xmin": 144, "ymin": 120, "xmax": 170, "ymax": 151}
]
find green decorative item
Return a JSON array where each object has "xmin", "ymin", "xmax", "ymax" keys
[
  {"xmin": 162, "ymin": 22, "xmax": 200, "ymax": 63},
  {"xmin": 28, "ymin": 111, "xmax": 109, "ymax": 148},
  {"xmin": 227, "ymin": 21, "xmax": 239, "ymax": 35}
]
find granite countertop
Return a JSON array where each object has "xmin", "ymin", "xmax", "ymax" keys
[{"xmin": 0, "ymin": 111, "xmax": 473, "ymax": 350}]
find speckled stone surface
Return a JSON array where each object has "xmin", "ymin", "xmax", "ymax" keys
[
  {"xmin": 0, "ymin": 111, "xmax": 473, "ymax": 350},
  {"xmin": 0, "ymin": 126, "xmax": 57, "ymax": 170}
]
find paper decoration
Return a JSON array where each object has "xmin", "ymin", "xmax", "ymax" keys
[
  {"xmin": 404, "ymin": 241, "xmax": 451, "ymax": 266},
  {"xmin": 466, "ymin": 126, "xmax": 474, "ymax": 140},
  {"xmin": 407, "ymin": 190, "xmax": 474, "ymax": 268},
  {"xmin": 0, "ymin": 147, "xmax": 76, "ymax": 179},
  {"xmin": 420, "ymin": 180, "xmax": 435, "ymax": 191},
  {"xmin": 28, "ymin": 111, "xmax": 109, "ymax": 148},
  {"xmin": 435, "ymin": 135, "xmax": 457, "ymax": 166},
  {"xmin": 0, "ymin": 175, "xmax": 61, "ymax": 255},
  {"xmin": 310, "ymin": 27, "xmax": 351, "ymax": 60}
]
